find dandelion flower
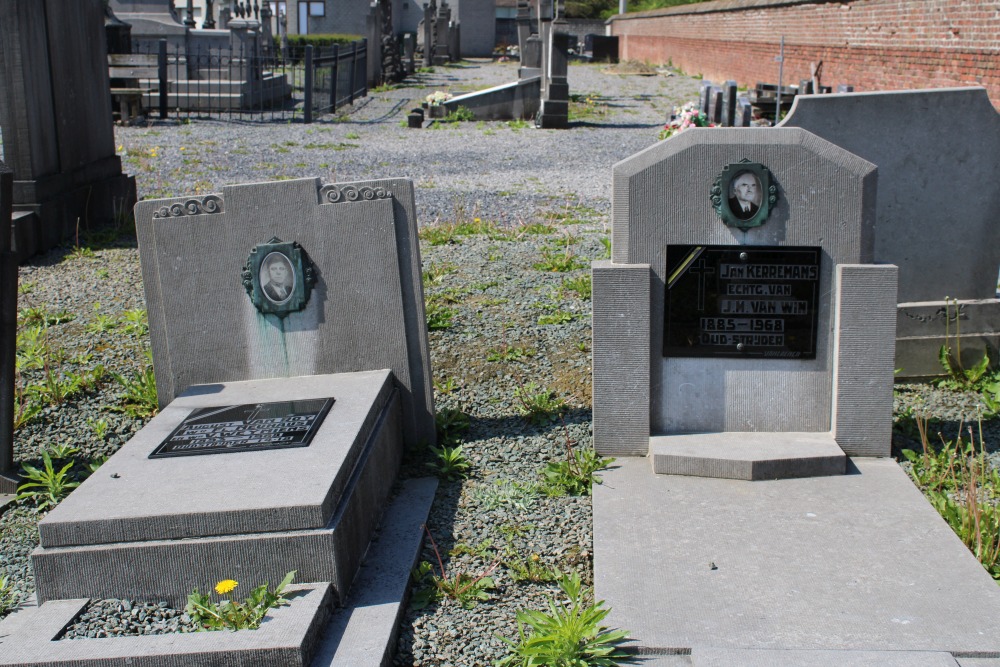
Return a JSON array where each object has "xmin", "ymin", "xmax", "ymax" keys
[{"xmin": 215, "ymin": 579, "xmax": 238, "ymax": 595}]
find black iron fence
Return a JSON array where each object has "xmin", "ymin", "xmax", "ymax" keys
[{"xmin": 120, "ymin": 39, "xmax": 367, "ymax": 123}]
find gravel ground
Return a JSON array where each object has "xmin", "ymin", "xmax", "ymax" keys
[{"xmin": 2, "ymin": 59, "xmax": 998, "ymax": 662}]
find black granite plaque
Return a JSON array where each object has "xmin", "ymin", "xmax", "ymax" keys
[
  {"xmin": 664, "ymin": 245, "xmax": 821, "ymax": 359},
  {"xmin": 149, "ymin": 398, "xmax": 334, "ymax": 459}
]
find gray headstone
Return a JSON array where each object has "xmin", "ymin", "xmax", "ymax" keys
[
  {"xmin": 594, "ymin": 128, "xmax": 896, "ymax": 459},
  {"xmin": 782, "ymin": 87, "xmax": 1000, "ymax": 304},
  {"xmin": 837, "ymin": 84, "xmax": 854, "ymax": 93},
  {"xmin": 135, "ymin": 177, "xmax": 436, "ymax": 449},
  {"xmin": 0, "ymin": 162, "xmax": 14, "ymax": 493}
]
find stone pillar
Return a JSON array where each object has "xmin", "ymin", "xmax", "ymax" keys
[
  {"xmin": 449, "ymin": 21, "xmax": 460, "ymax": 62},
  {"xmin": 421, "ymin": 1, "xmax": 434, "ymax": 67},
  {"xmin": 537, "ymin": 26, "xmax": 569, "ymax": 129},
  {"xmin": 516, "ymin": 0, "xmax": 531, "ymax": 54},
  {"xmin": 433, "ymin": 1, "xmax": 450, "ymax": 65},
  {"xmin": 0, "ymin": 0, "xmax": 136, "ymax": 260},
  {"xmin": 259, "ymin": 4, "xmax": 273, "ymax": 58},
  {"xmin": 403, "ymin": 33, "xmax": 416, "ymax": 74},
  {"xmin": 228, "ymin": 18, "xmax": 262, "ymax": 83},
  {"xmin": 367, "ymin": 1, "xmax": 383, "ymax": 85},
  {"xmin": 0, "ymin": 161, "xmax": 16, "ymax": 493}
]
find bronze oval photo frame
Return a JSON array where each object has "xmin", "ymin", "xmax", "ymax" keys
[
  {"xmin": 710, "ymin": 159, "xmax": 778, "ymax": 232},
  {"xmin": 241, "ymin": 237, "xmax": 317, "ymax": 317}
]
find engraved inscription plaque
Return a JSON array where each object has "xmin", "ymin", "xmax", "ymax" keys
[
  {"xmin": 149, "ymin": 398, "xmax": 334, "ymax": 459},
  {"xmin": 664, "ymin": 245, "xmax": 821, "ymax": 359}
]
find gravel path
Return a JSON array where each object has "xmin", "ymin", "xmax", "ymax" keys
[{"xmin": 2, "ymin": 59, "xmax": 996, "ymax": 663}]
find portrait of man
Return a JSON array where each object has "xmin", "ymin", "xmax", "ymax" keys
[
  {"xmin": 260, "ymin": 252, "xmax": 295, "ymax": 304},
  {"xmin": 728, "ymin": 171, "xmax": 761, "ymax": 220}
]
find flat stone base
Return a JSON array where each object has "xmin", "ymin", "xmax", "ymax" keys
[
  {"xmin": 0, "ymin": 477, "xmax": 436, "ymax": 667},
  {"xmin": 12, "ymin": 162, "xmax": 136, "ymax": 261},
  {"xmin": 594, "ymin": 457, "xmax": 1000, "ymax": 657},
  {"xmin": 439, "ymin": 77, "xmax": 541, "ymax": 121},
  {"xmin": 0, "ymin": 583, "xmax": 333, "ymax": 667},
  {"xmin": 650, "ymin": 432, "xmax": 846, "ymax": 480},
  {"xmin": 895, "ymin": 298, "xmax": 1000, "ymax": 379},
  {"xmin": 33, "ymin": 371, "xmax": 403, "ymax": 606},
  {"xmin": 690, "ymin": 648, "xmax": 963, "ymax": 667}
]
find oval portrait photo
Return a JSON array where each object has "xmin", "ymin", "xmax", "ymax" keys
[
  {"xmin": 728, "ymin": 170, "xmax": 762, "ymax": 220},
  {"xmin": 260, "ymin": 252, "xmax": 295, "ymax": 304}
]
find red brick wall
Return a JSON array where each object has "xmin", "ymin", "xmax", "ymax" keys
[{"xmin": 608, "ymin": 0, "xmax": 1000, "ymax": 110}]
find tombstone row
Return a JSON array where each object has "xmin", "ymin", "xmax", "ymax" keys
[{"xmin": 696, "ymin": 79, "xmax": 857, "ymax": 127}]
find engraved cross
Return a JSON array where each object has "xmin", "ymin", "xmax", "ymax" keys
[{"xmin": 690, "ymin": 259, "xmax": 715, "ymax": 311}]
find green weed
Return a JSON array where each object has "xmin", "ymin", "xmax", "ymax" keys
[
  {"xmin": 411, "ymin": 526, "xmax": 499, "ymax": 610},
  {"xmin": 427, "ymin": 444, "xmax": 471, "ymax": 481},
  {"xmin": 186, "ymin": 571, "xmax": 296, "ymax": 631},
  {"xmin": 562, "ymin": 275, "xmax": 592, "ymax": 300},
  {"xmin": 496, "ymin": 572, "xmax": 629, "ymax": 667},
  {"xmin": 16, "ymin": 450, "xmax": 81, "ymax": 509},
  {"xmin": 514, "ymin": 382, "xmax": 565, "ymax": 425}
]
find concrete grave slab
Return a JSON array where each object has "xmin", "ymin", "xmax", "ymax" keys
[
  {"xmin": 593, "ymin": 457, "xmax": 1000, "ymax": 655},
  {"xmin": 33, "ymin": 371, "xmax": 403, "ymax": 606},
  {"xmin": 135, "ymin": 177, "xmax": 435, "ymax": 449},
  {"xmin": 1, "ymin": 479, "xmax": 436, "ymax": 667},
  {"xmin": 0, "ymin": 583, "xmax": 333, "ymax": 667},
  {"xmin": 311, "ymin": 477, "xmax": 437, "ymax": 666}
]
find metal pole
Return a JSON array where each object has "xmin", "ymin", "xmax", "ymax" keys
[
  {"xmin": 348, "ymin": 40, "xmax": 358, "ymax": 104},
  {"xmin": 158, "ymin": 39, "xmax": 169, "ymax": 119},
  {"xmin": 331, "ymin": 43, "xmax": 340, "ymax": 110},
  {"xmin": 304, "ymin": 45, "xmax": 314, "ymax": 123},
  {"xmin": 0, "ymin": 162, "xmax": 17, "ymax": 493},
  {"xmin": 775, "ymin": 35, "xmax": 784, "ymax": 124}
]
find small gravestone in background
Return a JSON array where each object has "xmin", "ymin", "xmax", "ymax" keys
[
  {"xmin": 722, "ymin": 80, "xmax": 737, "ymax": 126},
  {"xmin": 0, "ymin": 161, "xmax": 16, "ymax": 493},
  {"xmin": 782, "ymin": 87, "xmax": 1000, "ymax": 377},
  {"xmin": 709, "ymin": 86, "xmax": 723, "ymax": 125},
  {"xmin": 737, "ymin": 96, "xmax": 752, "ymax": 126},
  {"xmin": 699, "ymin": 80, "xmax": 713, "ymax": 115},
  {"xmin": 593, "ymin": 127, "xmax": 895, "ymax": 477},
  {"xmin": 31, "ymin": 177, "xmax": 436, "ymax": 610}
]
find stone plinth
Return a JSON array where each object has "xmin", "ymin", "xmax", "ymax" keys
[{"xmin": 33, "ymin": 371, "xmax": 402, "ymax": 606}]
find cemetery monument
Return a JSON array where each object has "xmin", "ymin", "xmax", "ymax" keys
[
  {"xmin": 0, "ymin": 176, "xmax": 437, "ymax": 664},
  {"xmin": 590, "ymin": 126, "xmax": 1000, "ymax": 659},
  {"xmin": 0, "ymin": 0, "xmax": 137, "ymax": 260}
]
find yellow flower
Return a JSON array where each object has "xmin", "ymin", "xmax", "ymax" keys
[{"xmin": 215, "ymin": 579, "xmax": 238, "ymax": 595}]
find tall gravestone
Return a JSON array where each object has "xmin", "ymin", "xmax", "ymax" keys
[
  {"xmin": 0, "ymin": 0, "xmax": 136, "ymax": 259},
  {"xmin": 593, "ymin": 128, "xmax": 896, "ymax": 476},
  {"xmin": 782, "ymin": 87, "xmax": 1000, "ymax": 377},
  {"xmin": 0, "ymin": 162, "xmax": 15, "ymax": 493},
  {"xmin": 31, "ymin": 177, "xmax": 436, "ymax": 606}
]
